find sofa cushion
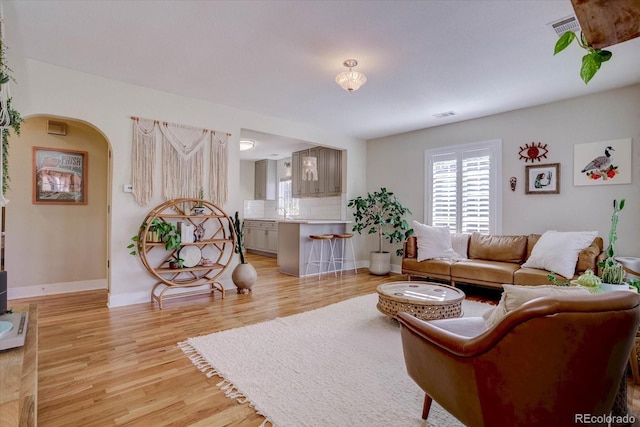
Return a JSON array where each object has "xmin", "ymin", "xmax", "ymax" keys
[
  {"xmin": 513, "ymin": 267, "xmax": 562, "ymax": 285},
  {"xmin": 403, "ymin": 258, "xmax": 455, "ymax": 277},
  {"xmin": 483, "ymin": 284, "xmax": 591, "ymax": 328},
  {"xmin": 451, "ymin": 259, "xmax": 521, "ymax": 284},
  {"xmin": 522, "ymin": 230, "xmax": 597, "ymax": 279},
  {"xmin": 468, "ymin": 233, "xmax": 528, "ymax": 263},
  {"xmin": 413, "ymin": 221, "xmax": 459, "ymax": 261}
]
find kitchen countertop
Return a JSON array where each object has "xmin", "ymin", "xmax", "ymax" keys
[{"xmin": 244, "ymin": 218, "xmax": 351, "ymax": 224}]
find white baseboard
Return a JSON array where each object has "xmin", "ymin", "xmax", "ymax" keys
[
  {"xmin": 8, "ymin": 279, "xmax": 107, "ymax": 300},
  {"xmin": 107, "ymin": 281, "xmax": 237, "ymax": 308}
]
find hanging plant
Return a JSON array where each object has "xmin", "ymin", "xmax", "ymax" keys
[
  {"xmin": 0, "ymin": 16, "xmax": 24, "ymax": 196},
  {"xmin": 554, "ymin": 31, "xmax": 612, "ymax": 84}
]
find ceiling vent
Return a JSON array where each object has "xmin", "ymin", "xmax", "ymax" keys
[
  {"xmin": 433, "ymin": 111, "xmax": 456, "ymax": 119},
  {"xmin": 549, "ymin": 15, "xmax": 581, "ymax": 37}
]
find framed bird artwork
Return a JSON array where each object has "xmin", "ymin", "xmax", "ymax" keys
[{"xmin": 573, "ymin": 138, "xmax": 632, "ymax": 186}]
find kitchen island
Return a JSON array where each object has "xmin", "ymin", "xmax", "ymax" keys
[{"xmin": 277, "ymin": 220, "xmax": 351, "ymax": 277}]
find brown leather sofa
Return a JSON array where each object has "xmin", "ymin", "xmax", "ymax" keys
[
  {"xmin": 398, "ymin": 291, "xmax": 640, "ymax": 426},
  {"xmin": 402, "ymin": 233, "xmax": 604, "ymax": 288}
]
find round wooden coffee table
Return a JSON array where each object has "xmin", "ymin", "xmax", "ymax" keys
[{"xmin": 376, "ymin": 281, "xmax": 465, "ymax": 320}]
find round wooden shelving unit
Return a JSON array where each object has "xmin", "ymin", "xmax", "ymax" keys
[{"xmin": 136, "ymin": 198, "xmax": 236, "ymax": 308}]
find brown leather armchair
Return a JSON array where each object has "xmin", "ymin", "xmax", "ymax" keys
[{"xmin": 398, "ymin": 292, "xmax": 640, "ymax": 427}]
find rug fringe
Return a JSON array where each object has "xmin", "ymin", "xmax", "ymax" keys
[{"xmin": 178, "ymin": 340, "xmax": 274, "ymax": 426}]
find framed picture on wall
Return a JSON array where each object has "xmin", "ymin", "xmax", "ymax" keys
[
  {"xmin": 33, "ymin": 147, "xmax": 88, "ymax": 205},
  {"xmin": 573, "ymin": 138, "xmax": 632, "ymax": 186},
  {"xmin": 525, "ymin": 163, "xmax": 560, "ymax": 195}
]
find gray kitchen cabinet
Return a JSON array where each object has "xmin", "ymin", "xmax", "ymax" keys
[
  {"xmin": 254, "ymin": 159, "xmax": 276, "ymax": 200},
  {"xmin": 244, "ymin": 220, "xmax": 278, "ymax": 255},
  {"xmin": 291, "ymin": 146, "xmax": 342, "ymax": 198}
]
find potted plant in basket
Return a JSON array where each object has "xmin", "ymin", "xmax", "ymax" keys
[
  {"xmin": 229, "ymin": 211, "xmax": 257, "ymax": 293},
  {"xmin": 599, "ymin": 198, "xmax": 626, "ymax": 291},
  {"xmin": 347, "ymin": 187, "xmax": 413, "ymax": 275}
]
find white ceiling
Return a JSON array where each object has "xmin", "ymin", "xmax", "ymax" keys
[{"xmin": 5, "ymin": 1, "xmax": 640, "ymax": 159}]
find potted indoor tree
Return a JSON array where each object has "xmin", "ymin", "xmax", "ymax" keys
[
  {"xmin": 229, "ymin": 211, "xmax": 257, "ymax": 293},
  {"xmin": 599, "ymin": 198, "xmax": 626, "ymax": 291},
  {"xmin": 347, "ymin": 187, "xmax": 413, "ymax": 275}
]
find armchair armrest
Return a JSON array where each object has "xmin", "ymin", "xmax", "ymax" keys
[{"xmin": 398, "ymin": 292, "xmax": 639, "ymax": 358}]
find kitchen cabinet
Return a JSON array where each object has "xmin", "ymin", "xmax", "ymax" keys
[
  {"xmin": 291, "ymin": 146, "xmax": 342, "ymax": 198},
  {"xmin": 244, "ymin": 220, "xmax": 278, "ymax": 255},
  {"xmin": 254, "ymin": 159, "xmax": 276, "ymax": 200}
]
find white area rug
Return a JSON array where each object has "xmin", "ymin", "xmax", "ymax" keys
[{"xmin": 179, "ymin": 294, "xmax": 491, "ymax": 427}]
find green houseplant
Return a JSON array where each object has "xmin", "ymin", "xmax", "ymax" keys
[
  {"xmin": 229, "ymin": 211, "xmax": 256, "ymax": 293},
  {"xmin": 598, "ymin": 198, "xmax": 626, "ymax": 289},
  {"xmin": 128, "ymin": 218, "xmax": 181, "ymax": 255},
  {"xmin": 554, "ymin": 31, "xmax": 612, "ymax": 84},
  {"xmin": 347, "ymin": 187, "xmax": 413, "ymax": 275}
]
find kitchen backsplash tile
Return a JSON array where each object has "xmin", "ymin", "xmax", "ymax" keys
[{"xmin": 244, "ymin": 195, "xmax": 345, "ymax": 220}]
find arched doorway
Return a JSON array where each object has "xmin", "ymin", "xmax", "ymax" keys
[{"xmin": 4, "ymin": 115, "xmax": 111, "ymax": 300}]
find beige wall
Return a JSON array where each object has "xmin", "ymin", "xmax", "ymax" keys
[
  {"xmin": 367, "ymin": 84, "xmax": 640, "ymax": 266},
  {"xmin": 5, "ymin": 116, "xmax": 109, "ymax": 291}
]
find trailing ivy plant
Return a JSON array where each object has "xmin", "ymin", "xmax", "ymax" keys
[
  {"xmin": 554, "ymin": 31, "xmax": 612, "ymax": 84},
  {"xmin": 0, "ymin": 34, "xmax": 24, "ymax": 195}
]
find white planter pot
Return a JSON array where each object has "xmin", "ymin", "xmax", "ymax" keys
[
  {"xmin": 369, "ymin": 251, "xmax": 391, "ymax": 276},
  {"xmin": 600, "ymin": 282, "xmax": 629, "ymax": 292}
]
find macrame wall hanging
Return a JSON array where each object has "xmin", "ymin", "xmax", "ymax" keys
[
  {"xmin": 131, "ymin": 118, "xmax": 157, "ymax": 206},
  {"xmin": 130, "ymin": 116, "xmax": 231, "ymax": 207},
  {"xmin": 209, "ymin": 131, "xmax": 229, "ymax": 206}
]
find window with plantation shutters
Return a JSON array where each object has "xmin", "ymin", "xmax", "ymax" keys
[{"xmin": 425, "ymin": 140, "xmax": 502, "ymax": 234}]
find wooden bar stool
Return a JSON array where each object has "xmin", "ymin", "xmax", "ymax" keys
[
  {"xmin": 331, "ymin": 233, "xmax": 357, "ymax": 275},
  {"xmin": 305, "ymin": 234, "xmax": 336, "ymax": 278}
]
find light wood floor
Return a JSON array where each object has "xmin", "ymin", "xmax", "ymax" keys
[{"xmin": 7, "ymin": 253, "xmax": 640, "ymax": 426}]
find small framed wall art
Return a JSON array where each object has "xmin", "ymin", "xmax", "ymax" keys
[
  {"xmin": 33, "ymin": 147, "xmax": 88, "ymax": 205},
  {"xmin": 525, "ymin": 163, "xmax": 560, "ymax": 195},
  {"xmin": 573, "ymin": 138, "xmax": 632, "ymax": 186}
]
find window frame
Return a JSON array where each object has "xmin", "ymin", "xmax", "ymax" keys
[{"xmin": 424, "ymin": 139, "xmax": 502, "ymax": 234}]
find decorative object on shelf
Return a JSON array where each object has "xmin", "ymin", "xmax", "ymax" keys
[
  {"xmin": 229, "ymin": 211, "xmax": 256, "ymax": 293},
  {"xmin": 573, "ymin": 138, "xmax": 631, "ymax": 186},
  {"xmin": 168, "ymin": 257, "xmax": 184, "ymax": 269},
  {"xmin": 348, "ymin": 187, "xmax": 413, "ymax": 275},
  {"xmin": 525, "ymin": 163, "xmax": 560, "ymax": 195},
  {"xmin": 192, "ymin": 188, "xmax": 206, "ymax": 215},
  {"xmin": 301, "ymin": 156, "xmax": 318, "ymax": 181},
  {"xmin": 335, "ymin": 59, "xmax": 367, "ymax": 93},
  {"xmin": 179, "ymin": 245, "xmax": 202, "ymax": 268},
  {"xmin": 518, "ymin": 142, "xmax": 548, "ymax": 163},
  {"xmin": 32, "ymin": 147, "xmax": 88, "ymax": 205},
  {"xmin": 599, "ymin": 199, "xmax": 626, "ymax": 291},
  {"xmin": 509, "ymin": 177, "xmax": 517, "ymax": 192},
  {"xmin": 194, "ymin": 223, "xmax": 205, "ymax": 241}
]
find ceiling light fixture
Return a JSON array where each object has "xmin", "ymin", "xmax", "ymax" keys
[
  {"xmin": 301, "ymin": 156, "xmax": 318, "ymax": 181},
  {"xmin": 239, "ymin": 139, "xmax": 255, "ymax": 151},
  {"xmin": 335, "ymin": 59, "xmax": 367, "ymax": 93}
]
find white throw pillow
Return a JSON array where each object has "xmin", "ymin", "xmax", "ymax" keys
[
  {"xmin": 412, "ymin": 221, "xmax": 459, "ymax": 262},
  {"xmin": 521, "ymin": 230, "xmax": 597, "ymax": 279},
  {"xmin": 484, "ymin": 284, "xmax": 591, "ymax": 329}
]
